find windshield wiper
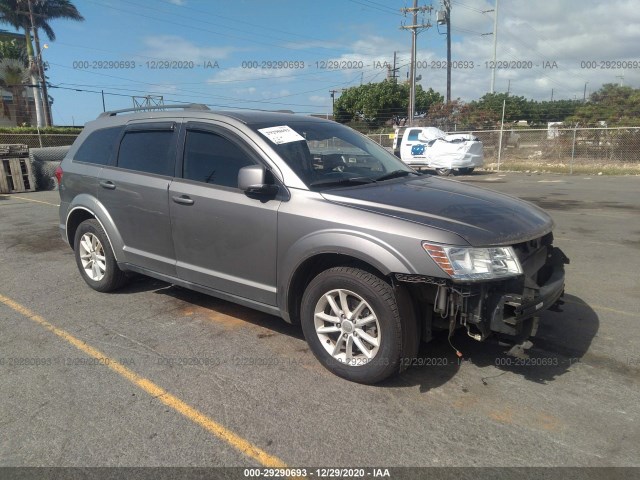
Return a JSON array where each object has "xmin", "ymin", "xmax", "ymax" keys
[
  {"xmin": 375, "ymin": 170, "xmax": 419, "ymax": 182},
  {"xmin": 308, "ymin": 176, "xmax": 375, "ymax": 189}
]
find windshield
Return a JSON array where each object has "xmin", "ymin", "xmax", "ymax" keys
[{"xmin": 250, "ymin": 120, "xmax": 416, "ymax": 188}]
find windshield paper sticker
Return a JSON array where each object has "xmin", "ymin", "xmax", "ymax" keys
[{"xmin": 258, "ymin": 125, "xmax": 305, "ymax": 144}]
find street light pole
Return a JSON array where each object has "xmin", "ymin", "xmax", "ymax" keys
[
  {"xmin": 490, "ymin": 0, "xmax": 499, "ymax": 94},
  {"xmin": 33, "ymin": 28, "xmax": 52, "ymax": 126}
]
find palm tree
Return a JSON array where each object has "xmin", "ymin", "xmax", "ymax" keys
[
  {"xmin": 0, "ymin": 39, "xmax": 27, "ymax": 119},
  {"xmin": 0, "ymin": 58, "xmax": 30, "ymax": 125},
  {"xmin": 0, "ymin": 0, "xmax": 84, "ymax": 125},
  {"xmin": 0, "ymin": 0, "xmax": 84, "ymax": 41}
]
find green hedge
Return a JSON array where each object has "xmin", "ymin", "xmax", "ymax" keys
[{"xmin": 0, "ymin": 127, "xmax": 83, "ymax": 134}]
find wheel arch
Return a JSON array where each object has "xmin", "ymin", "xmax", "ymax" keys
[
  {"xmin": 280, "ymin": 231, "xmax": 416, "ymax": 325},
  {"xmin": 285, "ymin": 253, "xmax": 392, "ymax": 325},
  {"xmin": 65, "ymin": 196, "xmax": 124, "ymax": 262}
]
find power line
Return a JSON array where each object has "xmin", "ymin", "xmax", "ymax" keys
[
  {"xmin": 148, "ymin": 0, "xmax": 341, "ymax": 46},
  {"xmin": 361, "ymin": 0, "xmax": 403, "ymax": 13},
  {"xmin": 451, "ymin": 0, "xmax": 486, "ymax": 15},
  {"xmin": 347, "ymin": 0, "xmax": 403, "ymax": 16},
  {"xmin": 86, "ymin": 0, "xmax": 334, "ymax": 56}
]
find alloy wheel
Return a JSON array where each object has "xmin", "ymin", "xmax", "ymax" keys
[{"xmin": 313, "ymin": 289, "xmax": 381, "ymax": 365}]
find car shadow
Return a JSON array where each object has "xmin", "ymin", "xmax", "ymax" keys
[
  {"xmin": 117, "ymin": 275, "xmax": 304, "ymax": 340},
  {"xmin": 115, "ymin": 277, "xmax": 599, "ymax": 390},
  {"xmin": 384, "ymin": 293, "xmax": 599, "ymax": 391}
]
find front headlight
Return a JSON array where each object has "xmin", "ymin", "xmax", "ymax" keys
[{"xmin": 422, "ymin": 242, "xmax": 522, "ymax": 281}]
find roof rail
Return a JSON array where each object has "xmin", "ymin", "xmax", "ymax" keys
[{"xmin": 98, "ymin": 103, "xmax": 210, "ymax": 118}]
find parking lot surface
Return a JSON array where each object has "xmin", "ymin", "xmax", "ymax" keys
[{"xmin": 0, "ymin": 172, "xmax": 639, "ymax": 468}]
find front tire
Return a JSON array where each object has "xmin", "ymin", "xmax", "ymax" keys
[
  {"xmin": 435, "ymin": 167, "xmax": 452, "ymax": 176},
  {"xmin": 456, "ymin": 167, "xmax": 475, "ymax": 175},
  {"xmin": 300, "ymin": 267, "xmax": 405, "ymax": 384},
  {"xmin": 74, "ymin": 219, "xmax": 128, "ymax": 292}
]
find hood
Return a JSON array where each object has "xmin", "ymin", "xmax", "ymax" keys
[{"xmin": 321, "ymin": 176, "xmax": 553, "ymax": 246}]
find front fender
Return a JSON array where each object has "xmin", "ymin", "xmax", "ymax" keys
[{"xmin": 278, "ymin": 228, "xmax": 418, "ymax": 317}]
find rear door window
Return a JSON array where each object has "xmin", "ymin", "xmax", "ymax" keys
[{"xmin": 117, "ymin": 126, "xmax": 176, "ymax": 176}]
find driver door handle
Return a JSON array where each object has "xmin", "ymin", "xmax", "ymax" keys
[
  {"xmin": 172, "ymin": 195, "xmax": 195, "ymax": 206},
  {"xmin": 99, "ymin": 180, "xmax": 116, "ymax": 190}
]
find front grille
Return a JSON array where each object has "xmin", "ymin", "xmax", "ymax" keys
[
  {"xmin": 512, "ymin": 232, "xmax": 553, "ymax": 264},
  {"xmin": 511, "ymin": 232, "xmax": 555, "ymax": 292}
]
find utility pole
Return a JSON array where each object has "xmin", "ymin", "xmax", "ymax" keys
[
  {"xmin": 551, "ymin": 88, "xmax": 554, "ymax": 101},
  {"xmin": 401, "ymin": 1, "xmax": 432, "ymax": 125},
  {"xmin": 444, "ymin": 0, "xmax": 451, "ymax": 104},
  {"xmin": 24, "ymin": 0, "xmax": 43, "ymax": 127},
  {"xmin": 507, "ymin": 79, "xmax": 511, "ymax": 95},
  {"xmin": 391, "ymin": 51, "xmax": 399, "ymax": 83},
  {"xmin": 583, "ymin": 82, "xmax": 588, "ymax": 102},
  {"xmin": 490, "ymin": 0, "xmax": 499, "ymax": 94},
  {"xmin": 329, "ymin": 89, "xmax": 337, "ymax": 114}
]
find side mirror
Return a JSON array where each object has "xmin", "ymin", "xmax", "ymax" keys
[{"xmin": 238, "ymin": 165, "xmax": 279, "ymax": 195}]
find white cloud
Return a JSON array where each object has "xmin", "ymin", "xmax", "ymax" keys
[
  {"xmin": 309, "ymin": 95, "xmax": 328, "ymax": 105},
  {"xmin": 233, "ymin": 87, "xmax": 257, "ymax": 96},
  {"xmin": 281, "ymin": 40, "xmax": 345, "ymax": 51},
  {"xmin": 207, "ymin": 66, "xmax": 301, "ymax": 84},
  {"xmin": 418, "ymin": 0, "xmax": 640, "ymax": 101},
  {"xmin": 167, "ymin": 0, "xmax": 186, "ymax": 5},
  {"xmin": 142, "ymin": 35, "xmax": 235, "ymax": 62}
]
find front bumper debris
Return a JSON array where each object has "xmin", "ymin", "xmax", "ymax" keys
[{"xmin": 396, "ymin": 241, "xmax": 570, "ymax": 344}]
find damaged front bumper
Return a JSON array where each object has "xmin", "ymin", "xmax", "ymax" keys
[
  {"xmin": 486, "ymin": 246, "xmax": 569, "ymax": 341},
  {"xmin": 396, "ymin": 237, "xmax": 570, "ymax": 344}
]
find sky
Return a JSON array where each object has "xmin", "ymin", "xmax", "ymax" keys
[{"xmin": 9, "ymin": 0, "xmax": 640, "ymax": 126}]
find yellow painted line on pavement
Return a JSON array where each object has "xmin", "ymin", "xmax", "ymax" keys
[
  {"xmin": 0, "ymin": 293, "xmax": 288, "ymax": 468},
  {"xmin": 11, "ymin": 195, "xmax": 60, "ymax": 207}
]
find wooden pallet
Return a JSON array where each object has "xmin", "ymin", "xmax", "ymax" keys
[
  {"xmin": 0, "ymin": 158, "xmax": 36, "ymax": 194},
  {"xmin": 0, "ymin": 144, "xmax": 29, "ymax": 158}
]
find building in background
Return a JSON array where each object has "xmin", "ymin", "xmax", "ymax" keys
[{"xmin": 0, "ymin": 29, "xmax": 37, "ymax": 127}]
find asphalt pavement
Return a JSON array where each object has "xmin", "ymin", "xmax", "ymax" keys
[{"xmin": 0, "ymin": 172, "xmax": 638, "ymax": 471}]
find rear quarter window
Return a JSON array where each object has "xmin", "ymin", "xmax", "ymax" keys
[{"xmin": 74, "ymin": 126, "xmax": 123, "ymax": 165}]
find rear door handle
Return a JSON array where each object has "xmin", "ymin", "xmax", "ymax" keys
[
  {"xmin": 172, "ymin": 195, "xmax": 194, "ymax": 206},
  {"xmin": 99, "ymin": 180, "xmax": 116, "ymax": 190}
]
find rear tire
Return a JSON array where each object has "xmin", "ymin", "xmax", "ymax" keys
[
  {"xmin": 300, "ymin": 267, "xmax": 406, "ymax": 384},
  {"xmin": 435, "ymin": 168, "xmax": 452, "ymax": 176},
  {"xmin": 456, "ymin": 167, "xmax": 475, "ymax": 175},
  {"xmin": 74, "ymin": 219, "xmax": 128, "ymax": 292}
]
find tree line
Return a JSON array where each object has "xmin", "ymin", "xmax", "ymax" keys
[{"xmin": 334, "ymin": 80, "xmax": 640, "ymax": 131}]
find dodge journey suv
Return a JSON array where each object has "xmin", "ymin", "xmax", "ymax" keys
[{"xmin": 58, "ymin": 104, "xmax": 568, "ymax": 383}]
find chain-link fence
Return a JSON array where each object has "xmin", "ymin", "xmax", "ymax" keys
[
  {"xmin": 368, "ymin": 127, "xmax": 640, "ymax": 174},
  {"xmin": 0, "ymin": 134, "xmax": 78, "ymax": 192},
  {"xmin": 0, "ymin": 133, "xmax": 79, "ymax": 148}
]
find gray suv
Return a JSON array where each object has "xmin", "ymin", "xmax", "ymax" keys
[{"xmin": 58, "ymin": 104, "xmax": 568, "ymax": 384}]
